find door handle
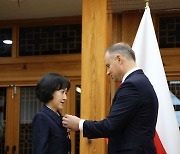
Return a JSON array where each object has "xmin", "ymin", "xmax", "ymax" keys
[
  {"xmin": 5, "ymin": 146, "xmax": 9, "ymax": 154},
  {"xmin": 12, "ymin": 145, "xmax": 16, "ymax": 154}
]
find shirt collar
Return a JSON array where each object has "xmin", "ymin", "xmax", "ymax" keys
[
  {"xmin": 46, "ymin": 105, "xmax": 60, "ymax": 116},
  {"xmin": 122, "ymin": 67, "xmax": 140, "ymax": 83}
]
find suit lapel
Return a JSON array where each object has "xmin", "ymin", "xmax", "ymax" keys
[
  {"xmin": 111, "ymin": 69, "xmax": 144, "ymax": 107},
  {"xmin": 42, "ymin": 105, "xmax": 62, "ymax": 127}
]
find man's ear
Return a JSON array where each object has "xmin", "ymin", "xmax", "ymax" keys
[{"xmin": 116, "ymin": 54, "xmax": 121, "ymax": 62}]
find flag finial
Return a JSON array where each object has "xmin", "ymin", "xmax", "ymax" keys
[{"xmin": 144, "ymin": 0, "xmax": 149, "ymax": 8}]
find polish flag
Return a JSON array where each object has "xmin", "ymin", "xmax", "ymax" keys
[{"xmin": 132, "ymin": 6, "xmax": 180, "ymax": 154}]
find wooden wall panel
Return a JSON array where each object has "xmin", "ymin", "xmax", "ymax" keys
[
  {"xmin": 5, "ymin": 88, "xmax": 15, "ymax": 152},
  {"xmin": 122, "ymin": 11, "xmax": 142, "ymax": 45},
  {"xmin": 112, "ymin": 14, "xmax": 122, "ymax": 44},
  {"xmin": 0, "ymin": 55, "xmax": 81, "ymax": 85},
  {"xmin": 161, "ymin": 49, "xmax": 180, "ymax": 80}
]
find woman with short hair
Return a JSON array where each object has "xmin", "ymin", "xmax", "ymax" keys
[{"xmin": 32, "ymin": 72, "xmax": 71, "ymax": 154}]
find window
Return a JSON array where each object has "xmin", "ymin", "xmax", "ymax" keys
[
  {"xmin": 159, "ymin": 16, "xmax": 180, "ymax": 48},
  {"xmin": 19, "ymin": 24, "xmax": 82, "ymax": 56},
  {"xmin": 0, "ymin": 28, "xmax": 12, "ymax": 57},
  {"xmin": 169, "ymin": 81, "xmax": 180, "ymax": 128}
]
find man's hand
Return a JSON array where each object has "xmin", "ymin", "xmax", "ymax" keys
[{"xmin": 62, "ymin": 114, "xmax": 80, "ymax": 131}]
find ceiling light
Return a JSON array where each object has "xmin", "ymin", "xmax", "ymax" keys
[
  {"xmin": 3, "ymin": 40, "xmax": 13, "ymax": 45},
  {"xmin": 76, "ymin": 87, "xmax": 81, "ymax": 93}
]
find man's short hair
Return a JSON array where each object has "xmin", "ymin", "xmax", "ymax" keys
[{"xmin": 106, "ymin": 42, "xmax": 136, "ymax": 61}]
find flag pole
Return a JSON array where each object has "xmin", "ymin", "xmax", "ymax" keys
[{"xmin": 144, "ymin": 0, "xmax": 149, "ymax": 8}]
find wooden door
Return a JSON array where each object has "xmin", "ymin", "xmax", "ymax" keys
[
  {"xmin": 1, "ymin": 85, "xmax": 42, "ymax": 154},
  {"xmin": 62, "ymin": 79, "xmax": 81, "ymax": 154},
  {"xmin": 0, "ymin": 86, "xmax": 22, "ymax": 154},
  {"xmin": 0, "ymin": 87, "xmax": 7, "ymax": 154}
]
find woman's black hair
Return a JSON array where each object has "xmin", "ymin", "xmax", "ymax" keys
[{"xmin": 36, "ymin": 73, "xmax": 70, "ymax": 104}]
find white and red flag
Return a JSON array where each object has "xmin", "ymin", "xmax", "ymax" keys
[{"xmin": 132, "ymin": 6, "xmax": 180, "ymax": 154}]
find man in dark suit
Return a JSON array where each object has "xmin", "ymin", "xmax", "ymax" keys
[{"xmin": 62, "ymin": 42, "xmax": 158, "ymax": 154}]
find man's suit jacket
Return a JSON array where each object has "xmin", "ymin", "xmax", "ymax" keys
[
  {"xmin": 32, "ymin": 106, "xmax": 71, "ymax": 154},
  {"xmin": 83, "ymin": 69, "xmax": 158, "ymax": 154}
]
